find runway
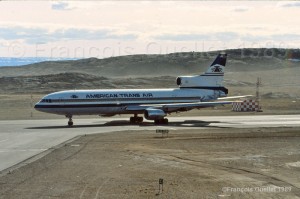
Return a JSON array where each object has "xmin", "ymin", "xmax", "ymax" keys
[{"xmin": 0, "ymin": 114, "xmax": 300, "ymax": 172}]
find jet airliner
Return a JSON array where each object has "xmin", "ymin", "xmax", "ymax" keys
[{"xmin": 35, "ymin": 53, "xmax": 243, "ymax": 126}]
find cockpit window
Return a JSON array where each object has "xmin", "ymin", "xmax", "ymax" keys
[{"xmin": 41, "ymin": 99, "xmax": 52, "ymax": 103}]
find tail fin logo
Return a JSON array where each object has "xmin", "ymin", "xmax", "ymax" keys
[{"xmin": 212, "ymin": 65, "xmax": 223, "ymax": 73}]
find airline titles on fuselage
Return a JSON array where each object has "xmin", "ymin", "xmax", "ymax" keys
[{"xmin": 86, "ymin": 93, "xmax": 153, "ymax": 99}]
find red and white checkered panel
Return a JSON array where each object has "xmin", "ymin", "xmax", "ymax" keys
[{"xmin": 232, "ymin": 99, "xmax": 259, "ymax": 112}]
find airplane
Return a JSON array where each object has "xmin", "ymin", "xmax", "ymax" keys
[{"xmin": 34, "ymin": 53, "xmax": 246, "ymax": 126}]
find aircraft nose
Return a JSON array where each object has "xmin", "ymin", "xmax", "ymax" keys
[{"xmin": 34, "ymin": 103, "xmax": 40, "ymax": 110}]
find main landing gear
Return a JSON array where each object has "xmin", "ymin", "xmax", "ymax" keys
[
  {"xmin": 130, "ymin": 114, "xmax": 143, "ymax": 124},
  {"xmin": 154, "ymin": 118, "xmax": 168, "ymax": 125},
  {"xmin": 66, "ymin": 115, "xmax": 73, "ymax": 127}
]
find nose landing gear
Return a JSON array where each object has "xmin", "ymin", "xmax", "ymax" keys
[{"xmin": 66, "ymin": 115, "xmax": 73, "ymax": 127}]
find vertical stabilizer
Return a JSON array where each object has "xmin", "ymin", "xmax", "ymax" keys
[{"xmin": 204, "ymin": 53, "xmax": 227, "ymax": 76}]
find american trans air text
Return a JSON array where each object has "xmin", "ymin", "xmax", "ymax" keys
[{"xmin": 86, "ymin": 93, "xmax": 154, "ymax": 99}]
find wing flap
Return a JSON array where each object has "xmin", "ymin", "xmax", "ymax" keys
[
  {"xmin": 162, "ymin": 101, "xmax": 233, "ymax": 109},
  {"xmin": 125, "ymin": 101, "xmax": 233, "ymax": 111}
]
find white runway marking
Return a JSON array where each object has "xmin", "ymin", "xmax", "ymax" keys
[{"xmin": 0, "ymin": 114, "xmax": 300, "ymax": 172}]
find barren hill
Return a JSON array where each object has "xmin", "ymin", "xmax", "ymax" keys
[
  {"xmin": 0, "ymin": 48, "xmax": 299, "ymax": 78},
  {"xmin": 0, "ymin": 48, "xmax": 299, "ymax": 98},
  {"xmin": 0, "ymin": 73, "xmax": 176, "ymax": 94}
]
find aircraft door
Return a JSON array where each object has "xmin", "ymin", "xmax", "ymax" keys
[{"xmin": 59, "ymin": 97, "xmax": 64, "ymax": 104}]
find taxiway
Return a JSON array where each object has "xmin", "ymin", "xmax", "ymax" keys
[{"xmin": 0, "ymin": 114, "xmax": 300, "ymax": 172}]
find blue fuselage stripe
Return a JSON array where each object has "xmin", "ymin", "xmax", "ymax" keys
[{"xmin": 34, "ymin": 101, "xmax": 196, "ymax": 109}]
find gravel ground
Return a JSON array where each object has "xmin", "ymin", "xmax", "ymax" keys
[{"xmin": 0, "ymin": 127, "xmax": 300, "ymax": 199}]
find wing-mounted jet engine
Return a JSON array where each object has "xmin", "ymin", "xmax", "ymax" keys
[{"xmin": 144, "ymin": 108, "xmax": 168, "ymax": 124}]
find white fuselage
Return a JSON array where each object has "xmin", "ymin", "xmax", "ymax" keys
[{"xmin": 34, "ymin": 88, "xmax": 222, "ymax": 116}]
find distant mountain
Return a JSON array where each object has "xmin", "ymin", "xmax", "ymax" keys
[
  {"xmin": 0, "ymin": 57, "xmax": 77, "ymax": 67},
  {"xmin": 1, "ymin": 48, "xmax": 300, "ymax": 95},
  {"xmin": 0, "ymin": 72, "xmax": 176, "ymax": 94},
  {"xmin": 0, "ymin": 48, "xmax": 299, "ymax": 78}
]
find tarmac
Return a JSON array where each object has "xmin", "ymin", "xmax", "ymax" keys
[{"xmin": 1, "ymin": 114, "xmax": 300, "ymax": 172}]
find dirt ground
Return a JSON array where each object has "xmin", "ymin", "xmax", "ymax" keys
[{"xmin": 0, "ymin": 127, "xmax": 300, "ymax": 198}]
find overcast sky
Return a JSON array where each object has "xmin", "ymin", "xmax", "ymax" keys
[{"xmin": 0, "ymin": 1, "xmax": 300, "ymax": 58}]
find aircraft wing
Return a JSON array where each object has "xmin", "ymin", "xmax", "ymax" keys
[
  {"xmin": 125, "ymin": 94, "xmax": 252, "ymax": 112},
  {"xmin": 217, "ymin": 95, "xmax": 252, "ymax": 100},
  {"xmin": 125, "ymin": 101, "xmax": 233, "ymax": 112}
]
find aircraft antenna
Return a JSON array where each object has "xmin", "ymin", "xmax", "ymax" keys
[
  {"xmin": 30, "ymin": 94, "xmax": 33, "ymax": 118},
  {"xmin": 256, "ymin": 77, "xmax": 262, "ymax": 112}
]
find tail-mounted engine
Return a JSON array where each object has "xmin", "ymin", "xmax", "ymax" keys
[{"xmin": 176, "ymin": 53, "xmax": 227, "ymax": 95}]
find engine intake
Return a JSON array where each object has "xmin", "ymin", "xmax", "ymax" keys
[
  {"xmin": 176, "ymin": 76, "xmax": 203, "ymax": 87},
  {"xmin": 176, "ymin": 77, "xmax": 182, "ymax": 86}
]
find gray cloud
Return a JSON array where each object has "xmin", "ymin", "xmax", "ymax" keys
[
  {"xmin": 0, "ymin": 26, "xmax": 138, "ymax": 44},
  {"xmin": 154, "ymin": 32, "xmax": 300, "ymax": 43},
  {"xmin": 271, "ymin": 34, "xmax": 300, "ymax": 40},
  {"xmin": 241, "ymin": 33, "xmax": 300, "ymax": 42},
  {"xmin": 231, "ymin": 7, "xmax": 249, "ymax": 12},
  {"xmin": 278, "ymin": 2, "xmax": 300, "ymax": 7},
  {"xmin": 240, "ymin": 34, "xmax": 269, "ymax": 42},
  {"xmin": 214, "ymin": 32, "xmax": 239, "ymax": 41},
  {"xmin": 51, "ymin": 2, "xmax": 72, "ymax": 11},
  {"xmin": 154, "ymin": 34, "xmax": 210, "ymax": 41},
  {"xmin": 2, "ymin": 26, "xmax": 300, "ymax": 46},
  {"xmin": 154, "ymin": 32, "xmax": 239, "ymax": 41}
]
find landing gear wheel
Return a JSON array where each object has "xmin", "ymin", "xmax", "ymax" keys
[
  {"xmin": 130, "ymin": 117, "xmax": 135, "ymax": 123},
  {"xmin": 137, "ymin": 117, "xmax": 143, "ymax": 123},
  {"xmin": 67, "ymin": 115, "xmax": 73, "ymax": 127},
  {"xmin": 154, "ymin": 118, "xmax": 168, "ymax": 125},
  {"xmin": 163, "ymin": 118, "xmax": 168, "ymax": 124},
  {"xmin": 68, "ymin": 121, "xmax": 73, "ymax": 127},
  {"xmin": 130, "ymin": 116, "xmax": 143, "ymax": 124}
]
